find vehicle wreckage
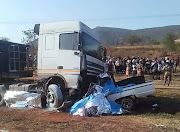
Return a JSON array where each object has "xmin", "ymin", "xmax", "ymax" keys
[{"xmin": 0, "ymin": 21, "xmax": 154, "ymax": 115}]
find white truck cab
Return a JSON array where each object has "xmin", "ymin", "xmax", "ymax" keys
[{"xmin": 34, "ymin": 21, "xmax": 106, "ymax": 102}]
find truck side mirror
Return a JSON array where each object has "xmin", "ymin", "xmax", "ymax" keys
[{"xmin": 100, "ymin": 46, "xmax": 106, "ymax": 61}]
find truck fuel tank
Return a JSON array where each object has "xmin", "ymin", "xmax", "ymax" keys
[{"xmin": 9, "ymin": 83, "xmax": 37, "ymax": 92}]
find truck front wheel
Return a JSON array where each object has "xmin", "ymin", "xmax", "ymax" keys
[{"xmin": 46, "ymin": 84, "xmax": 63, "ymax": 108}]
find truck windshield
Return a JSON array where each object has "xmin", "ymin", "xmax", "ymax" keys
[{"xmin": 82, "ymin": 32, "xmax": 101, "ymax": 59}]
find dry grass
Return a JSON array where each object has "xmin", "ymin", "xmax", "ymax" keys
[
  {"xmin": 109, "ymin": 45, "xmax": 164, "ymax": 50},
  {"xmin": 106, "ymin": 45, "xmax": 180, "ymax": 59}
]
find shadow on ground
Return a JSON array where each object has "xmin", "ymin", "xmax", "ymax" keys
[{"xmin": 131, "ymin": 97, "xmax": 180, "ymax": 115}]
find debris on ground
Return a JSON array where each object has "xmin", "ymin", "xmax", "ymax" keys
[
  {"xmin": 152, "ymin": 104, "xmax": 158, "ymax": 107},
  {"xmin": 0, "ymin": 130, "xmax": 9, "ymax": 132},
  {"xmin": 155, "ymin": 124, "xmax": 167, "ymax": 129},
  {"xmin": 4, "ymin": 91, "xmax": 41, "ymax": 108}
]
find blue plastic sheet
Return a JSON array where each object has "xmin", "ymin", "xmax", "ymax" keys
[
  {"xmin": 70, "ymin": 94, "xmax": 94, "ymax": 114},
  {"xmin": 102, "ymin": 80, "xmax": 117, "ymax": 96},
  {"xmin": 117, "ymin": 86, "xmax": 122, "ymax": 93},
  {"xmin": 117, "ymin": 83, "xmax": 135, "ymax": 93},
  {"xmin": 109, "ymin": 101, "xmax": 123, "ymax": 114},
  {"xmin": 120, "ymin": 83, "xmax": 135, "ymax": 89},
  {"xmin": 102, "ymin": 80, "xmax": 135, "ymax": 95}
]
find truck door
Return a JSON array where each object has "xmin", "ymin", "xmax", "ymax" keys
[
  {"xmin": 56, "ymin": 32, "xmax": 80, "ymax": 73},
  {"xmin": 41, "ymin": 34, "xmax": 57, "ymax": 69}
]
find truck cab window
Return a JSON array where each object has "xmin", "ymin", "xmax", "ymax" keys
[
  {"xmin": 82, "ymin": 32, "xmax": 100, "ymax": 59},
  {"xmin": 59, "ymin": 33, "xmax": 78, "ymax": 50}
]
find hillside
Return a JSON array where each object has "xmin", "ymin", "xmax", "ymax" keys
[
  {"xmin": 107, "ymin": 45, "xmax": 179, "ymax": 59},
  {"xmin": 93, "ymin": 25, "xmax": 180, "ymax": 45}
]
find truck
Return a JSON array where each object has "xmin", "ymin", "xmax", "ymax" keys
[
  {"xmin": 0, "ymin": 40, "xmax": 33, "ymax": 80},
  {"xmin": 0, "ymin": 21, "xmax": 106, "ymax": 108}
]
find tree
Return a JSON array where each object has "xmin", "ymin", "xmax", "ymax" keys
[
  {"xmin": 0, "ymin": 37, "xmax": 10, "ymax": 41},
  {"xmin": 126, "ymin": 35, "xmax": 142, "ymax": 46},
  {"xmin": 162, "ymin": 32, "xmax": 176, "ymax": 52},
  {"xmin": 21, "ymin": 29, "xmax": 37, "ymax": 56},
  {"xmin": 21, "ymin": 29, "xmax": 36, "ymax": 43}
]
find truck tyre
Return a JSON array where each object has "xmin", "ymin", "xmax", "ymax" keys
[
  {"xmin": 0, "ymin": 85, "xmax": 6, "ymax": 106},
  {"xmin": 47, "ymin": 84, "xmax": 63, "ymax": 108},
  {"xmin": 120, "ymin": 97, "xmax": 134, "ymax": 110}
]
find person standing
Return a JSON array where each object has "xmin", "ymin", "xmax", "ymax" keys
[
  {"xmin": 137, "ymin": 60, "xmax": 144, "ymax": 77},
  {"xmin": 151, "ymin": 58, "xmax": 158, "ymax": 80},
  {"xmin": 115, "ymin": 58, "xmax": 120, "ymax": 74},
  {"xmin": 126, "ymin": 60, "xmax": 131, "ymax": 77},
  {"xmin": 162, "ymin": 60, "xmax": 172, "ymax": 86},
  {"xmin": 174, "ymin": 57, "xmax": 179, "ymax": 72},
  {"xmin": 104, "ymin": 60, "xmax": 108, "ymax": 73},
  {"xmin": 157, "ymin": 61, "xmax": 162, "ymax": 80},
  {"xmin": 107, "ymin": 59, "xmax": 116, "ymax": 83},
  {"xmin": 132, "ymin": 59, "xmax": 137, "ymax": 77}
]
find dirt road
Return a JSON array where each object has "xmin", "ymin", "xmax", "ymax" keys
[{"xmin": 0, "ymin": 107, "xmax": 161, "ymax": 132}]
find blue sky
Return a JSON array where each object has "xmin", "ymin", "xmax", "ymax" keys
[{"xmin": 1, "ymin": 0, "xmax": 180, "ymax": 43}]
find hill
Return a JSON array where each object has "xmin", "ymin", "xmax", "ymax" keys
[
  {"xmin": 93, "ymin": 25, "xmax": 180, "ymax": 45},
  {"xmin": 107, "ymin": 45, "xmax": 179, "ymax": 59}
]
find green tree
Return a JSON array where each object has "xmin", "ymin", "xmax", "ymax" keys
[
  {"xmin": 21, "ymin": 29, "xmax": 36, "ymax": 43},
  {"xmin": 21, "ymin": 29, "xmax": 37, "ymax": 56},
  {"xmin": 162, "ymin": 32, "xmax": 176, "ymax": 52},
  {"xmin": 0, "ymin": 37, "xmax": 10, "ymax": 41}
]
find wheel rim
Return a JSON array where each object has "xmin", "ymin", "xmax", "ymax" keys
[
  {"xmin": 47, "ymin": 90, "xmax": 55, "ymax": 104},
  {"xmin": 122, "ymin": 99, "xmax": 132, "ymax": 109}
]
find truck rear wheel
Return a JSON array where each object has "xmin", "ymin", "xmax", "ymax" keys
[
  {"xmin": 46, "ymin": 84, "xmax": 63, "ymax": 108},
  {"xmin": 120, "ymin": 97, "xmax": 134, "ymax": 110}
]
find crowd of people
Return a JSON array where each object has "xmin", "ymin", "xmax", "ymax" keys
[{"xmin": 105, "ymin": 56, "xmax": 180, "ymax": 86}]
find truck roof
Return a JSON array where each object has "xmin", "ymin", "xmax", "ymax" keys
[{"xmin": 34, "ymin": 21, "xmax": 100, "ymax": 41}]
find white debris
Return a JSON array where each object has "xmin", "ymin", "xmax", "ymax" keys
[
  {"xmin": 0, "ymin": 130, "xmax": 9, "ymax": 132},
  {"xmin": 4, "ymin": 91, "xmax": 41, "ymax": 108},
  {"xmin": 152, "ymin": 104, "xmax": 158, "ymax": 107},
  {"xmin": 155, "ymin": 124, "xmax": 167, "ymax": 129},
  {"xmin": 85, "ymin": 93, "xmax": 111, "ymax": 114},
  {"xmin": 98, "ymin": 73, "xmax": 110, "ymax": 79}
]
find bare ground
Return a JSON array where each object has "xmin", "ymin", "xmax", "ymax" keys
[
  {"xmin": 0, "ymin": 107, "xmax": 168, "ymax": 132},
  {"xmin": 0, "ymin": 88, "xmax": 180, "ymax": 132}
]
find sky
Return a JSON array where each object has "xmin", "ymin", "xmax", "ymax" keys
[{"xmin": 1, "ymin": 0, "xmax": 180, "ymax": 43}]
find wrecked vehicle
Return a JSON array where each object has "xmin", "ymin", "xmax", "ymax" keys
[
  {"xmin": 69, "ymin": 74, "xmax": 154, "ymax": 116},
  {"xmin": 0, "ymin": 21, "xmax": 154, "ymax": 111},
  {"xmin": 0, "ymin": 21, "xmax": 106, "ymax": 109},
  {"xmin": 107, "ymin": 76, "xmax": 154, "ymax": 110}
]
